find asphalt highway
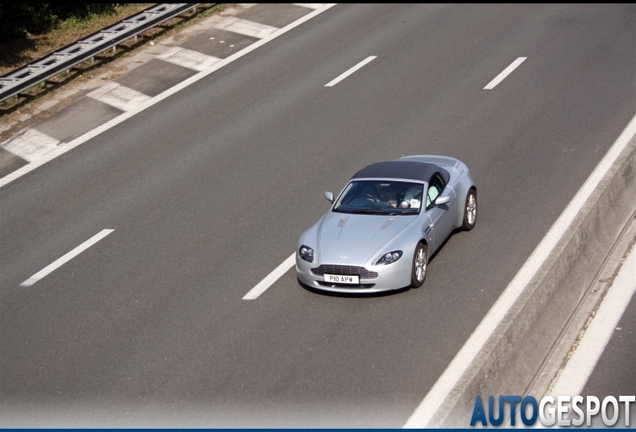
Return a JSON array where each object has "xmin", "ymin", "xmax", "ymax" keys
[{"xmin": 0, "ymin": 4, "xmax": 634, "ymax": 427}]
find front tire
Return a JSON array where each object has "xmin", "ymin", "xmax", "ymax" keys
[
  {"xmin": 462, "ymin": 188, "xmax": 477, "ymax": 231},
  {"xmin": 411, "ymin": 242, "xmax": 428, "ymax": 288}
]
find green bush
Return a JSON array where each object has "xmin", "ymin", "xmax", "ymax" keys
[{"xmin": 0, "ymin": 3, "xmax": 118, "ymax": 42}]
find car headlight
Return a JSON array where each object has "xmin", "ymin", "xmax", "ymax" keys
[
  {"xmin": 373, "ymin": 250, "xmax": 403, "ymax": 265},
  {"xmin": 299, "ymin": 245, "xmax": 315, "ymax": 263}
]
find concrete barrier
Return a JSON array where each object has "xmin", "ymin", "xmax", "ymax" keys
[{"xmin": 430, "ymin": 132, "xmax": 636, "ymax": 427}]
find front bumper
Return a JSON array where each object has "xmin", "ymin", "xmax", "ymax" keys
[{"xmin": 295, "ymin": 254, "xmax": 412, "ymax": 294}]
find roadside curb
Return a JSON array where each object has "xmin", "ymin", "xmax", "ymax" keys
[
  {"xmin": 539, "ymin": 217, "xmax": 636, "ymax": 400},
  {"xmin": 428, "ymin": 126, "xmax": 636, "ymax": 426}
]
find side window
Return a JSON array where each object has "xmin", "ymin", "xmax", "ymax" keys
[{"xmin": 426, "ymin": 174, "xmax": 446, "ymax": 209}]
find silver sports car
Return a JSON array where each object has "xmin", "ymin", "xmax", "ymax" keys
[{"xmin": 296, "ymin": 155, "xmax": 477, "ymax": 294}]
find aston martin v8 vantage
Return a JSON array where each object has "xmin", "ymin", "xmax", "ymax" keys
[{"xmin": 296, "ymin": 155, "xmax": 477, "ymax": 294}]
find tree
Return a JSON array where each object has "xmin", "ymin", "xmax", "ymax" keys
[{"xmin": 0, "ymin": 3, "xmax": 117, "ymax": 42}]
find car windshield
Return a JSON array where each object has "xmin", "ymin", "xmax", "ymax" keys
[{"xmin": 333, "ymin": 180, "xmax": 424, "ymax": 215}]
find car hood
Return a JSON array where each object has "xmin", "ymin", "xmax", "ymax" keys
[{"xmin": 317, "ymin": 212, "xmax": 416, "ymax": 264}]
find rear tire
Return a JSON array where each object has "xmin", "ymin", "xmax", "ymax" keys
[
  {"xmin": 411, "ymin": 242, "xmax": 428, "ymax": 288},
  {"xmin": 462, "ymin": 188, "xmax": 477, "ymax": 231}
]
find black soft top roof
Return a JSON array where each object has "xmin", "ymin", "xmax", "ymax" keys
[{"xmin": 351, "ymin": 160, "xmax": 450, "ymax": 184}]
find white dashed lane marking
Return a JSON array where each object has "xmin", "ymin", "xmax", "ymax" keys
[
  {"xmin": 484, "ymin": 57, "xmax": 527, "ymax": 90},
  {"xmin": 20, "ymin": 229, "xmax": 115, "ymax": 287},
  {"xmin": 325, "ymin": 56, "xmax": 377, "ymax": 87},
  {"xmin": 243, "ymin": 253, "xmax": 295, "ymax": 300}
]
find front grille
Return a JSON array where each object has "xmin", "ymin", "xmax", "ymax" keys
[
  {"xmin": 311, "ymin": 265, "xmax": 378, "ymax": 279},
  {"xmin": 316, "ymin": 281, "xmax": 376, "ymax": 289}
]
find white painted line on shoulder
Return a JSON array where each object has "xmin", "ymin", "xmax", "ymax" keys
[
  {"xmin": 215, "ymin": 17, "xmax": 279, "ymax": 39},
  {"xmin": 88, "ymin": 82, "xmax": 151, "ymax": 112},
  {"xmin": 0, "ymin": 128, "xmax": 60, "ymax": 162},
  {"xmin": 0, "ymin": 4, "xmax": 336, "ymax": 189},
  {"xmin": 483, "ymin": 57, "xmax": 527, "ymax": 90},
  {"xmin": 243, "ymin": 253, "xmax": 295, "ymax": 300},
  {"xmin": 325, "ymin": 56, "xmax": 377, "ymax": 87},
  {"xmin": 549, "ymin": 245, "xmax": 635, "ymax": 398},
  {"xmin": 157, "ymin": 46, "xmax": 222, "ymax": 72},
  {"xmin": 403, "ymin": 114, "xmax": 636, "ymax": 428},
  {"xmin": 20, "ymin": 229, "xmax": 114, "ymax": 287}
]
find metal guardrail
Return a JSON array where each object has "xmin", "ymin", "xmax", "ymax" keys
[{"xmin": 0, "ymin": 3, "xmax": 202, "ymax": 103}]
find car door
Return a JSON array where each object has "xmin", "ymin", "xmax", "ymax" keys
[{"xmin": 425, "ymin": 173, "xmax": 456, "ymax": 252}]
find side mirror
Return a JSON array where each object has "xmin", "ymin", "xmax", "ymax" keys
[
  {"xmin": 435, "ymin": 195, "xmax": 451, "ymax": 205},
  {"xmin": 324, "ymin": 191, "xmax": 334, "ymax": 203}
]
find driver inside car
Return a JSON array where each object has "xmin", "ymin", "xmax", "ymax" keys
[
  {"xmin": 401, "ymin": 185, "xmax": 422, "ymax": 208},
  {"xmin": 376, "ymin": 183, "xmax": 398, "ymax": 207}
]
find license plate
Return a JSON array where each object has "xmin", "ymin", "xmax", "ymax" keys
[{"xmin": 324, "ymin": 274, "xmax": 359, "ymax": 284}]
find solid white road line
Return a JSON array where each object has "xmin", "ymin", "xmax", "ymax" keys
[
  {"xmin": 549, "ymin": 245, "xmax": 635, "ymax": 399},
  {"xmin": 325, "ymin": 56, "xmax": 377, "ymax": 87},
  {"xmin": 0, "ymin": 4, "xmax": 336, "ymax": 189},
  {"xmin": 20, "ymin": 229, "xmax": 114, "ymax": 287},
  {"xmin": 243, "ymin": 253, "xmax": 295, "ymax": 300},
  {"xmin": 484, "ymin": 57, "xmax": 527, "ymax": 90},
  {"xmin": 403, "ymin": 114, "xmax": 636, "ymax": 428}
]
